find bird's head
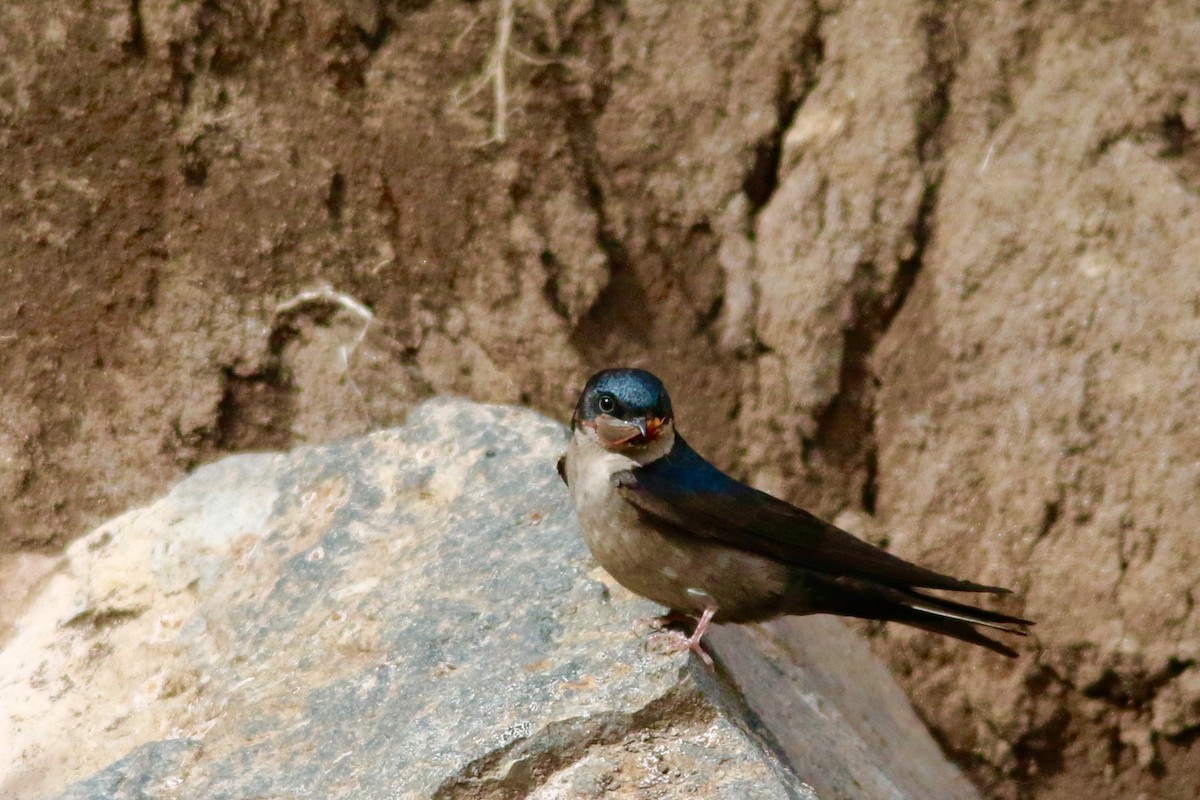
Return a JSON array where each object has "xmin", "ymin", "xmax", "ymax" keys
[{"xmin": 573, "ymin": 368, "xmax": 675, "ymax": 458}]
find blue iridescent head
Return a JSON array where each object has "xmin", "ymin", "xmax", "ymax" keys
[{"xmin": 573, "ymin": 368, "xmax": 674, "ymax": 449}]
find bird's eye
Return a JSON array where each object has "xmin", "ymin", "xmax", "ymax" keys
[{"xmin": 597, "ymin": 394, "xmax": 616, "ymax": 414}]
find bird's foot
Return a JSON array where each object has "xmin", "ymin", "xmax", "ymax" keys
[
  {"xmin": 647, "ymin": 630, "xmax": 714, "ymax": 666},
  {"xmin": 633, "ymin": 609, "xmax": 690, "ymax": 634},
  {"xmin": 645, "ymin": 606, "xmax": 717, "ymax": 666}
]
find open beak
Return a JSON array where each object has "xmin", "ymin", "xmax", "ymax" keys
[
  {"xmin": 639, "ymin": 416, "xmax": 665, "ymax": 441},
  {"xmin": 594, "ymin": 415, "xmax": 666, "ymax": 447}
]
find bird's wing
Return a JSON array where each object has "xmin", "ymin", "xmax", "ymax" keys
[{"xmin": 614, "ymin": 438, "xmax": 1009, "ymax": 594}]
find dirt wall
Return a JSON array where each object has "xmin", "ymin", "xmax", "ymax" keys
[{"xmin": 1, "ymin": 1, "xmax": 1197, "ymax": 797}]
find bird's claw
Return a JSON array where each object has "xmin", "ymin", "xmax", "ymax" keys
[
  {"xmin": 646, "ymin": 629, "xmax": 714, "ymax": 666},
  {"xmin": 634, "ymin": 616, "xmax": 668, "ymax": 633},
  {"xmin": 644, "ymin": 606, "xmax": 717, "ymax": 666},
  {"xmin": 632, "ymin": 610, "xmax": 690, "ymax": 634}
]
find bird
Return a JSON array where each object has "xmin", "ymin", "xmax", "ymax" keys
[{"xmin": 557, "ymin": 367, "xmax": 1033, "ymax": 664}]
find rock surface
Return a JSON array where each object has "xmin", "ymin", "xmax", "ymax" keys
[{"xmin": 0, "ymin": 400, "xmax": 981, "ymax": 800}]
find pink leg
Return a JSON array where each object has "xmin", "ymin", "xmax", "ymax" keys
[{"xmin": 649, "ymin": 606, "xmax": 717, "ymax": 666}]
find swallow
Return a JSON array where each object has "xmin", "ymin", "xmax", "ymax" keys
[{"xmin": 557, "ymin": 368, "xmax": 1032, "ymax": 664}]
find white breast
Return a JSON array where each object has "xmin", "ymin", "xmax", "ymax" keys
[
  {"xmin": 565, "ymin": 434, "xmax": 636, "ymax": 516},
  {"xmin": 562, "ymin": 427, "xmax": 791, "ymax": 620},
  {"xmin": 564, "ymin": 432, "xmax": 642, "ymax": 560},
  {"xmin": 563, "ymin": 428, "xmax": 704, "ymax": 612}
]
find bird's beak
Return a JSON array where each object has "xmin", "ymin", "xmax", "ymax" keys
[
  {"xmin": 639, "ymin": 416, "xmax": 666, "ymax": 441},
  {"xmin": 593, "ymin": 416, "xmax": 668, "ymax": 447},
  {"xmin": 623, "ymin": 416, "xmax": 666, "ymax": 444}
]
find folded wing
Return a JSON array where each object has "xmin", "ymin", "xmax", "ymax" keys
[{"xmin": 614, "ymin": 437, "xmax": 1012, "ymax": 595}]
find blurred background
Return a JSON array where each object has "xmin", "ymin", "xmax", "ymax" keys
[{"xmin": 1, "ymin": 1, "xmax": 1198, "ymax": 797}]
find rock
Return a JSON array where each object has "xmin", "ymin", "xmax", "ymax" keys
[
  {"xmin": 0, "ymin": 400, "xmax": 975, "ymax": 799},
  {"xmin": 710, "ymin": 619, "xmax": 980, "ymax": 800}
]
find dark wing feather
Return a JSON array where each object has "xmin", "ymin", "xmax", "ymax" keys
[
  {"xmin": 806, "ymin": 573, "xmax": 1028, "ymax": 657},
  {"xmin": 615, "ymin": 437, "xmax": 1012, "ymax": 595}
]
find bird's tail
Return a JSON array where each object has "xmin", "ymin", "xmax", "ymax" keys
[
  {"xmin": 871, "ymin": 590, "xmax": 1032, "ymax": 657},
  {"xmin": 804, "ymin": 574, "xmax": 1034, "ymax": 658}
]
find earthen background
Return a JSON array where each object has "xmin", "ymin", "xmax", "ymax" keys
[{"xmin": 1, "ymin": 1, "xmax": 1197, "ymax": 798}]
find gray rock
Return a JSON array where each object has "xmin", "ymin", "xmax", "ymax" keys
[
  {"xmin": 0, "ymin": 399, "xmax": 975, "ymax": 799},
  {"xmin": 709, "ymin": 620, "xmax": 979, "ymax": 800}
]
